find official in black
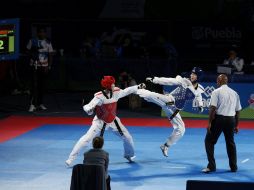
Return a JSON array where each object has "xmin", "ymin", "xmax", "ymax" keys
[
  {"xmin": 202, "ymin": 74, "xmax": 241, "ymax": 173},
  {"xmin": 26, "ymin": 27, "xmax": 53, "ymax": 112},
  {"xmin": 83, "ymin": 136, "xmax": 111, "ymax": 190}
]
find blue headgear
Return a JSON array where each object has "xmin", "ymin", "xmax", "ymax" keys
[{"xmin": 191, "ymin": 67, "xmax": 203, "ymax": 81}]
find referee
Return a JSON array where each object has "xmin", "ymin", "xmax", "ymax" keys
[{"xmin": 202, "ymin": 74, "xmax": 241, "ymax": 173}]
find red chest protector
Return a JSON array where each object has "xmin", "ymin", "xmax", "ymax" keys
[
  {"xmin": 95, "ymin": 102, "xmax": 117, "ymax": 123},
  {"xmin": 95, "ymin": 89, "xmax": 120, "ymax": 123}
]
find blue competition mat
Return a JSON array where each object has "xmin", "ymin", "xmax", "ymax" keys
[{"xmin": 0, "ymin": 124, "xmax": 253, "ymax": 190}]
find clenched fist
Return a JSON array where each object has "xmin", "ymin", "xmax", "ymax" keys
[{"xmin": 138, "ymin": 83, "xmax": 146, "ymax": 89}]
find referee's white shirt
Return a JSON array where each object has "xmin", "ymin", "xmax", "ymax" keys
[{"xmin": 210, "ymin": 84, "xmax": 242, "ymax": 116}]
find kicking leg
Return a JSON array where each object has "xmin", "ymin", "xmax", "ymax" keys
[{"xmin": 137, "ymin": 89, "xmax": 174, "ymax": 106}]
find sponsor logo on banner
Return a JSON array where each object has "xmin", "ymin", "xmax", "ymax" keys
[
  {"xmin": 203, "ymin": 86, "xmax": 215, "ymax": 98},
  {"xmin": 192, "ymin": 27, "xmax": 242, "ymax": 41},
  {"xmin": 192, "ymin": 85, "xmax": 215, "ymax": 111}
]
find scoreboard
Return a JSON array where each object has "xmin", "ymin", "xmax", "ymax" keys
[{"xmin": 0, "ymin": 18, "xmax": 19, "ymax": 60}]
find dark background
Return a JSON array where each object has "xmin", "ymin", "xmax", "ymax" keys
[
  {"xmin": 1, "ymin": 0, "xmax": 254, "ymax": 116},
  {"xmin": 2, "ymin": 0, "xmax": 254, "ymax": 67}
]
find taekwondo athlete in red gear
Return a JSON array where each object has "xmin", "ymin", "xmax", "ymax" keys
[
  {"xmin": 137, "ymin": 67, "xmax": 204, "ymax": 157},
  {"xmin": 66, "ymin": 76, "xmax": 146, "ymax": 166}
]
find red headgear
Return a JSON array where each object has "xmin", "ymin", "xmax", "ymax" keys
[{"xmin": 101, "ymin": 76, "xmax": 115, "ymax": 90}]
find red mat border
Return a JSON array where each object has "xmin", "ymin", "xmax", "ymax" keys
[{"xmin": 0, "ymin": 116, "xmax": 253, "ymax": 143}]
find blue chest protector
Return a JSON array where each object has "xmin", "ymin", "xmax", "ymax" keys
[{"xmin": 170, "ymin": 86, "xmax": 195, "ymax": 109}]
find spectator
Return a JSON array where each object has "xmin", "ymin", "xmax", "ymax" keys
[
  {"xmin": 118, "ymin": 71, "xmax": 142, "ymax": 109},
  {"xmin": 83, "ymin": 136, "xmax": 111, "ymax": 190},
  {"xmin": 121, "ymin": 34, "xmax": 134, "ymax": 58},
  {"xmin": 222, "ymin": 50, "xmax": 244, "ymax": 74},
  {"xmin": 119, "ymin": 71, "xmax": 140, "ymax": 88},
  {"xmin": 80, "ymin": 36, "xmax": 101, "ymax": 58},
  {"xmin": 26, "ymin": 26, "xmax": 54, "ymax": 112}
]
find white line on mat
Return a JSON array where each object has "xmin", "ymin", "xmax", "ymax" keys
[{"xmin": 241, "ymin": 158, "xmax": 250, "ymax": 163}]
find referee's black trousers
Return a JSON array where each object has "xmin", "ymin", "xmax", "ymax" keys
[{"xmin": 205, "ymin": 115, "xmax": 237, "ymax": 171}]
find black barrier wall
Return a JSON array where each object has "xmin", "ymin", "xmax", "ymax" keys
[{"xmin": 186, "ymin": 180, "xmax": 254, "ymax": 190}]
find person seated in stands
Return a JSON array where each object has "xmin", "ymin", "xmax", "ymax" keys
[
  {"xmin": 223, "ymin": 50, "xmax": 244, "ymax": 74},
  {"xmin": 118, "ymin": 71, "xmax": 136, "ymax": 89},
  {"xmin": 118, "ymin": 71, "xmax": 142, "ymax": 109},
  {"xmin": 83, "ymin": 136, "xmax": 111, "ymax": 190}
]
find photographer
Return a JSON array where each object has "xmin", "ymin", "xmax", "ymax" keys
[{"xmin": 26, "ymin": 27, "xmax": 53, "ymax": 112}]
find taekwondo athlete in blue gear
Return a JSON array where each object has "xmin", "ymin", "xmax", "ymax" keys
[{"xmin": 137, "ymin": 67, "xmax": 204, "ymax": 157}]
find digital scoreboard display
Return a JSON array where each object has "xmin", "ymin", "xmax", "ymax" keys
[
  {"xmin": 0, "ymin": 25, "xmax": 15, "ymax": 54},
  {"xmin": 0, "ymin": 18, "xmax": 19, "ymax": 60}
]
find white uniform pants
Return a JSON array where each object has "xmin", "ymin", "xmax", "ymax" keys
[
  {"xmin": 161, "ymin": 105, "xmax": 185, "ymax": 146},
  {"xmin": 137, "ymin": 89, "xmax": 185, "ymax": 146},
  {"xmin": 67, "ymin": 116, "xmax": 134, "ymax": 163}
]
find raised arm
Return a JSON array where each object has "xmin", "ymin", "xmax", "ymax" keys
[
  {"xmin": 116, "ymin": 83, "xmax": 146, "ymax": 99},
  {"xmin": 117, "ymin": 85, "xmax": 139, "ymax": 99},
  {"xmin": 234, "ymin": 58, "xmax": 244, "ymax": 72},
  {"xmin": 147, "ymin": 75, "xmax": 192, "ymax": 88}
]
